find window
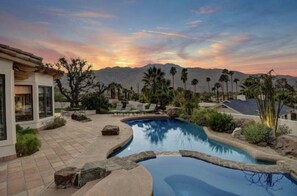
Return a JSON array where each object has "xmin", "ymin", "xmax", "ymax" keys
[
  {"xmin": 39, "ymin": 86, "xmax": 53, "ymax": 118},
  {"xmin": 0, "ymin": 75, "xmax": 6, "ymax": 140},
  {"xmin": 15, "ymin": 85, "xmax": 33, "ymax": 122}
]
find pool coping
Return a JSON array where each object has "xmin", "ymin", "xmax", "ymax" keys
[{"xmin": 40, "ymin": 115, "xmax": 297, "ymax": 195}]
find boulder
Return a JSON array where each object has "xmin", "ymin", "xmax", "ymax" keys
[
  {"xmin": 275, "ymin": 135, "xmax": 297, "ymax": 157},
  {"xmin": 102, "ymin": 125, "xmax": 120, "ymax": 135},
  {"xmin": 231, "ymin": 127, "xmax": 242, "ymax": 138},
  {"xmin": 124, "ymin": 151, "xmax": 156, "ymax": 163},
  {"xmin": 54, "ymin": 167, "xmax": 79, "ymax": 189}
]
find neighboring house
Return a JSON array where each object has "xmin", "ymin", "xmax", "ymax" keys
[
  {"xmin": 216, "ymin": 95, "xmax": 296, "ymax": 121},
  {"xmin": 0, "ymin": 44, "xmax": 63, "ymax": 161}
]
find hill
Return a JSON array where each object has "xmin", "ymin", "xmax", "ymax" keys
[{"xmin": 93, "ymin": 63, "xmax": 297, "ymax": 92}]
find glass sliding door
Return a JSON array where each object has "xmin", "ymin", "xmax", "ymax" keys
[
  {"xmin": 39, "ymin": 86, "xmax": 53, "ymax": 118},
  {"xmin": 0, "ymin": 75, "xmax": 6, "ymax": 140},
  {"xmin": 15, "ymin": 85, "xmax": 33, "ymax": 122}
]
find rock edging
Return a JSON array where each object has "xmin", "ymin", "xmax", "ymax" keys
[{"xmin": 180, "ymin": 150, "xmax": 297, "ymax": 177}]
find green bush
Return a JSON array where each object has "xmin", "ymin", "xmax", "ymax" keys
[
  {"xmin": 190, "ymin": 108, "xmax": 215, "ymax": 126},
  {"xmin": 243, "ymin": 123, "xmax": 271, "ymax": 144},
  {"xmin": 15, "ymin": 126, "xmax": 41, "ymax": 157},
  {"xmin": 81, "ymin": 93, "xmax": 109, "ymax": 113},
  {"xmin": 207, "ymin": 111, "xmax": 235, "ymax": 132},
  {"xmin": 45, "ymin": 116, "xmax": 67, "ymax": 130},
  {"xmin": 276, "ymin": 124, "xmax": 292, "ymax": 137}
]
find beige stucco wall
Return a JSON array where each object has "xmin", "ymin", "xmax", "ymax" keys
[
  {"xmin": 15, "ymin": 73, "xmax": 55, "ymax": 129},
  {"xmin": 0, "ymin": 59, "xmax": 16, "ymax": 158}
]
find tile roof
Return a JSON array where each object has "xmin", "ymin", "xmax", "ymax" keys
[
  {"xmin": 222, "ymin": 98, "xmax": 293, "ymax": 116},
  {"xmin": 0, "ymin": 43, "xmax": 42, "ymax": 66}
]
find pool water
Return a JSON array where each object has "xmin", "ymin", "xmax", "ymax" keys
[
  {"xmin": 140, "ymin": 156, "xmax": 297, "ymax": 196},
  {"xmin": 113, "ymin": 118, "xmax": 268, "ymax": 164}
]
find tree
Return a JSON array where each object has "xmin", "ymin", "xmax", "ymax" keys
[
  {"xmin": 206, "ymin": 77, "xmax": 211, "ymax": 93},
  {"xmin": 54, "ymin": 57, "xmax": 96, "ymax": 108},
  {"xmin": 233, "ymin": 78, "xmax": 240, "ymax": 95},
  {"xmin": 228, "ymin": 71, "xmax": 234, "ymax": 97},
  {"xmin": 220, "ymin": 73, "xmax": 229, "ymax": 100},
  {"xmin": 108, "ymin": 82, "xmax": 117, "ymax": 99},
  {"xmin": 241, "ymin": 70, "xmax": 295, "ymax": 136},
  {"xmin": 181, "ymin": 68, "xmax": 188, "ymax": 90},
  {"xmin": 214, "ymin": 82, "xmax": 221, "ymax": 102},
  {"xmin": 222, "ymin": 69, "xmax": 230, "ymax": 98},
  {"xmin": 191, "ymin": 78, "xmax": 199, "ymax": 93},
  {"xmin": 142, "ymin": 66, "xmax": 171, "ymax": 107},
  {"xmin": 170, "ymin": 67, "xmax": 177, "ymax": 89}
]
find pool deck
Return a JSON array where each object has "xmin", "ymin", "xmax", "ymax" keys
[{"xmin": 0, "ymin": 114, "xmax": 296, "ymax": 196}]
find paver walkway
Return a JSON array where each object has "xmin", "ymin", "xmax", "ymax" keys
[{"xmin": 0, "ymin": 114, "xmax": 122, "ymax": 196}]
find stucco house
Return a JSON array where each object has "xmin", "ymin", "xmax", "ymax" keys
[{"xmin": 0, "ymin": 44, "xmax": 63, "ymax": 161}]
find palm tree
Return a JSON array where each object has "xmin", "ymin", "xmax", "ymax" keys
[
  {"xmin": 222, "ymin": 69, "xmax": 229, "ymax": 98},
  {"xmin": 170, "ymin": 67, "xmax": 177, "ymax": 89},
  {"xmin": 206, "ymin": 77, "xmax": 211, "ymax": 93},
  {"xmin": 228, "ymin": 71, "xmax": 234, "ymax": 98},
  {"xmin": 219, "ymin": 75, "xmax": 225, "ymax": 100},
  {"xmin": 181, "ymin": 68, "xmax": 188, "ymax": 90},
  {"xmin": 214, "ymin": 82, "xmax": 221, "ymax": 102},
  {"xmin": 142, "ymin": 66, "xmax": 165, "ymax": 96},
  {"xmin": 233, "ymin": 78, "xmax": 240, "ymax": 95},
  {"xmin": 220, "ymin": 73, "xmax": 229, "ymax": 99},
  {"xmin": 191, "ymin": 79, "xmax": 199, "ymax": 93}
]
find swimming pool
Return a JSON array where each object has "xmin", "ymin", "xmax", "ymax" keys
[
  {"xmin": 140, "ymin": 156, "xmax": 297, "ymax": 196},
  {"xmin": 112, "ymin": 118, "xmax": 268, "ymax": 164}
]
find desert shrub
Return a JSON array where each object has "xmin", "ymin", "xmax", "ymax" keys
[
  {"xmin": 15, "ymin": 126, "xmax": 41, "ymax": 157},
  {"xmin": 243, "ymin": 123, "xmax": 271, "ymax": 144},
  {"xmin": 45, "ymin": 116, "xmax": 67, "ymax": 130},
  {"xmin": 81, "ymin": 93, "xmax": 109, "ymax": 114},
  {"xmin": 207, "ymin": 111, "xmax": 235, "ymax": 132},
  {"xmin": 190, "ymin": 108, "xmax": 216, "ymax": 126},
  {"xmin": 173, "ymin": 93, "xmax": 186, "ymax": 107},
  {"xmin": 276, "ymin": 124, "xmax": 292, "ymax": 137}
]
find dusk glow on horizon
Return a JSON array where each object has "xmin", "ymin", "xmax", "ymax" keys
[{"xmin": 0, "ymin": 0, "xmax": 297, "ymax": 76}]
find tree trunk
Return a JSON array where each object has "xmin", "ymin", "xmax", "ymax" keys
[{"xmin": 208, "ymin": 82, "xmax": 210, "ymax": 93}]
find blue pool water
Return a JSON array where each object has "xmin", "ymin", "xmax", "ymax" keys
[
  {"xmin": 140, "ymin": 156, "xmax": 297, "ymax": 196},
  {"xmin": 113, "ymin": 118, "xmax": 268, "ymax": 164}
]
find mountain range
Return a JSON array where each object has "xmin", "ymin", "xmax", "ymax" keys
[{"xmin": 93, "ymin": 63, "xmax": 297, "ymax": 93}]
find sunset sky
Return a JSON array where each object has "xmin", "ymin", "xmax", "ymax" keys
[{"xmin": 0, "ymin": 0, "xmax": 297, "ymax": 75}]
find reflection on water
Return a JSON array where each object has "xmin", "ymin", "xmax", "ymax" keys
[
  {"xmin": 243, "ymin": 171, "xmax": 297, "ymax": 192},
  {"xmin": 141, "ymin": 156, "xmax": 297, "ymax": 196},
  {"xmin": 113, "ymin": 118, "xmax": 265, "ymax": 164}
]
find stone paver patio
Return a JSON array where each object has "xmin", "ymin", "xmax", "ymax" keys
[{"xmin": 0, "ymin": 114, "xmax": 128, "ymax": 196}]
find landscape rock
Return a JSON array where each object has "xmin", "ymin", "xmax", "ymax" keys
[
  {"xmin": 124, "ymin": 151, "xmax": 156, "ymax": 163},
  {"xmin": 102, "ymin": 125, "xmax": 120, "ymax": 135},
  {"xmin": 54, "ymin": 167, "xmax": 79, "ymax": 189},
  {"xmin": 77, "ymin": 162, "xmax": 111, "ymax": 187},
  {"xmin": 275, "ymin": 135, "xmax": 297, "ymax": 157},
  {"xmin": 231, "ymin": 127, "xmax": 242, "ymax": 139}
]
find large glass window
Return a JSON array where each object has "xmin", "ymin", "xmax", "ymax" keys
[
  {"xmin": 15, "ymin": 85, "xmax": 33, "ymax": 122},
  {"xmin": 0, "ymin": 75, "xmax": 6, "ymax": 140},
  {"xmin": 39, "ymin": 86, "xmax": 53, "ymax": 118}
]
